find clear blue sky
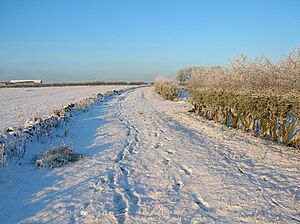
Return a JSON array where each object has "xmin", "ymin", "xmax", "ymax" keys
[{"xmin": 0, "ymin": 0, "xmax": 299, "ymax": 82}]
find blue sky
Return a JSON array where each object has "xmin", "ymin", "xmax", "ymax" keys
[{"xmin": 0, "ymin": 0, "xmax": 299, "ymax": 82}]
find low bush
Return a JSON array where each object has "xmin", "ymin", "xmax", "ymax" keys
[
  {"xmin": 154, "ymin": 76, "xmax": 181, "ymax": 101},
  {"xmin": 33, "ymin": 145, "xmax": 83, "ymax": 168}
]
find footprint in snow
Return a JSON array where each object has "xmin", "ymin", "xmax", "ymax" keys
[
  {"xmin": 153, "ymin": 143, "xmax": 160, "ymax": 149},
  {"xmin": 180, "ymin": 165, "xmax": 193, "ymax": 175},
  {"xmin": 173, "ymin": 181, "xmax": 183, "ymax": 191},
  {"xmin": 108, "ymin": 171, "xmax": 116, "ymax": 189},
  {"xmin": 166, "ymin": 150, "xmax": 175, "ymax": 155},
  {"xmin": 192, "ymin": 194, "xmax": 215, "ymax": 213},
  {"xmin": 119, "ymin": 164, "xmax": 130, "ymax": 175},
  {"xmin": 163, "ymin": 157, "xmax": 171, "ymax": 166},
  {"xmin": 113, "ymin": 192, "xmax": 127, "ymax": 223},
  {"xmin": 125, "ymin": 188, "xmax": 140, "ymax": 204}
]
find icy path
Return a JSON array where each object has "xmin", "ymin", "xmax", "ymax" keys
[{"xmin": 1, "ymin": 87, "xmax": 300, "ymax": 223}]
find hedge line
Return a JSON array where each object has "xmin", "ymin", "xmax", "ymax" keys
[{"xmin": 187, "ymin": 49, "xmax": 300, "ymax": 148}]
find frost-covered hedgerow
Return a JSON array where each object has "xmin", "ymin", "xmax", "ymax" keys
[
  {"xmin": 33, "ymin": 145, "xmax": 82, "ymax": 168},
  {"xmin": 187, "ymin": 48, "xmax": 300, "ymax": 148},
  {"xmin": 154, "ymin": 76, "xmax": 181, "ymax": 101}
]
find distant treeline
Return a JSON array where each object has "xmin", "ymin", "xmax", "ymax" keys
[{"xmin": 0, "ymin": 81, "xmax": 148, "ymax": 88}]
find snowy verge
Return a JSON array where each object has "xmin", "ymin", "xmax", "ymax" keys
[{"xmin": 0, "ymin": 87, "xmax": 135, "ymax": 167}]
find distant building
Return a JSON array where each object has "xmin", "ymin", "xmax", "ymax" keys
[{"xmin": 9, "ymin": 80, "xmax": 43, "ymax": 85}]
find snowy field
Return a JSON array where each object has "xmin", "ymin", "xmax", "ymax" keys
[
  {"xmin": 0, "ymin": 85, "xmax": 130, "ymax": 132},
  {"xmin": 0, "ymin": 86, "xmax": 300, "ymax": 223}
]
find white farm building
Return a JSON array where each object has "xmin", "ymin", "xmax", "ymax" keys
[{"xmin": 9, "ymin": 80, "xmax": 43, "ymax": 85}]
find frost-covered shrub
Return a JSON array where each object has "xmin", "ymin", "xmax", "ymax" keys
[
  {"xmin": 176, "ymin": 66, "xmax": 224, "ymax": 85},
  {"xmin": 34, "ymin": 145, "xmax": 82, "ymax": 168},
  {"xmin": 154, "ymin": 76, "xmax": 181, "ymax": 101},
  {"xmin": 186, "ymin": 48, "xmax": 300, "ymax": 92},
  {"xmin": 187, "ymin": 48, "xmax": 300, "ymax": 148}
]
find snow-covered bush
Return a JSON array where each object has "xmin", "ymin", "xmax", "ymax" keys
[
  {"xmin": 154, "ymin": 76, "xmax": 181, "ymax": 101},
  {"xmin": 187, "ymin": 48, "xmax": 300, "ymax": 148},
  {"xmin": 34, "ymin": 145, "xmax": 82, "ymax": 168}
]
